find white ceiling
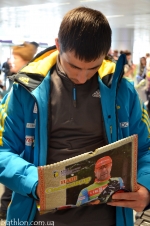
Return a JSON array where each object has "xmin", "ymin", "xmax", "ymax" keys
[{"xmin": 0, "ymin": 0, "xmax": 150, "ymax": 44}]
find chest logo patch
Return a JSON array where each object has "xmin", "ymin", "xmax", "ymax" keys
[
  {"xmin": 26, "ymin": 123, "xmax": 35, "ymax": 128},
  {"xmin": 120, "ymin": 122, "xmax": 129, "ymax": 128},
  {"xmin": 92, "ymin": 89, "xmax": 100, "ymax": 98}
]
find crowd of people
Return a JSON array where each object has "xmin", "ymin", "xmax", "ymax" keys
[
  {"xmin": 0, "ymin": 6, "xmax": 150, "ymax": 226},
  {"xmin": 108, "ymin": 48, "xmax": 150, "ymax": 115}
]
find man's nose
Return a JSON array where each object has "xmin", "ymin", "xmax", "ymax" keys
[
  {"xmin": 101, "ymin": 165, "xmax": 107, "ymax": 170},
  {"xmin": 77, "ymin": 70, "xmax": 88, "ymax": 84}
]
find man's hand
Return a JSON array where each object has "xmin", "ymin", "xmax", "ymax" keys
[
  {"xmin": 107, "ymin": 184, "xmax": 150, "ymax": 212},
  {"xmin": 89, "ymin": 200, "xmax": 100, "ymax": 205}
]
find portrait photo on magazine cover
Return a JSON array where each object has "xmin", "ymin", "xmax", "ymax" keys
[{"xmin": 65, "ymin": 142, "xmax": 134, "ymax": 206}]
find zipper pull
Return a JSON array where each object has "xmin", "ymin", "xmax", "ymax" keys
[{"xmin": 73, "ymin": 86, "xmax": 76, "ymax": 108}]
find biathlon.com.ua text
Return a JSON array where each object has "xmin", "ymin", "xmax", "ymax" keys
[{"xmin": 0, "ymin": 219, "xmax": 54, "ymax": 226}]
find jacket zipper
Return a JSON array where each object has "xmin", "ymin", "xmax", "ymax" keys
[
  {"xmin": 115, "ymin": 66, "xmax": 125, "ymax": 141},
  {"xmin": 110, "ymin": 125, "xmax": 112, "ymax": 141},
  {"xmin": 99, "ymin": 92, "xmax": 109, "ymax": 145},
  {"xmin": 73, "ymin": 85, "xmax": 77, "ymax": 108}
]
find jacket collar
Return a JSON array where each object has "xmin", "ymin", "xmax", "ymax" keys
[{"xmin": 10, "ymin": 46, "xmax": 126, "ymax": 93}]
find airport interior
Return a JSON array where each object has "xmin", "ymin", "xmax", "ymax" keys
[{"xmin": 0, "ymin": 0, "xmax": 150, "ymax": 225}]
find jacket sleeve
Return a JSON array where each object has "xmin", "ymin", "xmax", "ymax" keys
[
  {"xmin": 130, "ymin": 97, "xmax": 150, "ymax": 190},
  {"xmin": 117, "ymin": 78, "xmax": 150, "ymax": 191},
  {"xmin": 76, "ymin": 188, "xmax": 89, "ymax": 206},
  {"xmin": 0, "ymin": 84, "xmax": 38, "ymax": 197}
]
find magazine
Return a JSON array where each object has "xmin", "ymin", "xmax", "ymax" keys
[{"xmin": 38, "ymin": 135, "xmax": 138, "ymax": 213}]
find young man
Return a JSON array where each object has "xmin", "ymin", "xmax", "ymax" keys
[{"xmin": 0, "ymin": 6, "xmax": 150, "ymax": 226}]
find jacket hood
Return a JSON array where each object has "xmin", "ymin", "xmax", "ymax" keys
[{"xmin": 20, "ymin": 46, "xmax": 58, "ymax": 76}]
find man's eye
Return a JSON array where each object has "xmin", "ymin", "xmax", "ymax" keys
[
  {"xmin": 71, "ymin": 65, "xmax": 80, "ymax": 69},
  {"xmin": 90, "ymin": 67, "xmax": 99, "ymax": 70}
]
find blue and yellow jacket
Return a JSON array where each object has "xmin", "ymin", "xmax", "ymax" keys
[{"xmin": 0, "ymin": 46, "xmax": 150, "ymax": 226}]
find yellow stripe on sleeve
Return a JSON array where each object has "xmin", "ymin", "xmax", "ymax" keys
[{"xmin": 0, "ymin": 94, "xmax": 11, "ymax": 146}]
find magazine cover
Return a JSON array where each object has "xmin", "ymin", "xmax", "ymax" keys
[{"xmin": 38, "ymin": 134, "xmax": 138, "ymax": 213}]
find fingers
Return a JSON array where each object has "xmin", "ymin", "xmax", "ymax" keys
[
  {"xmin": 36, "ymin": 184, "xmax": 40, "ymax": 199},
  {"xmin": 107, "ymin": 200, "xmax": 146, "ymax": 212},
  {"xmin": 107, "ymin": 185, "xmax": 150, "ymax": 212},
  {"xmin": 112, "ymin": 191, "xmax": 137, "ymax": 201}
]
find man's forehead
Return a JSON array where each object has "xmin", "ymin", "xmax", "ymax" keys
[
  {"xmin": 61, "ymin": 51, "xmax": 105, "ymax": 69},
  {"xmin": 96, "ymin": 163, "xmax": 112, "ymax": 169}
]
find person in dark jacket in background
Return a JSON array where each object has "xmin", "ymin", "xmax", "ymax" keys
[{"xmin": 1, "ymin": 58, "xmax": 11, "ymax": 85}]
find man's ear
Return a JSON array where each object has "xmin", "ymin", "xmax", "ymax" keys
[{"xmin": 55, "ymin": 38, "xmax": 60, "ymax": 51}]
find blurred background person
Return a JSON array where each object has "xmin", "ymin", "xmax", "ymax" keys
[
  {"xmin": 10, "ymin": 41, "xmax": 37, "ymax": 73},
  {"xmin": 107, "ymin": 48, "xmax": 113, "ymax": 58},
  {"xmin": 0, "ymin": 61, "xmax": 1, "ymax": 75},
  {"xmin": 123, "ymin": 50, "xmax": 136, "ymax": 80},
  {"xmin": 0, "ymin": 41, "xmax": 36, "ymax": 220},
  {"xmin": 146, "ymin": 53, "xmax": 150, "ymax": 72},
  {"xmin": 0, "ymin": 84, "xmax": 7, "ymax": 100},
  {"xmin": 136, "ymin": 57, "xmax": 147, "ymax": 84},
  {"xmin": 30, "ymin": 41, "xmax": 39, "ymax": 55},
  {"xmin": 145, "ymin": 71, "xmax": 150, "ymax": 115},
  {"xmin": 113, "ymin": 49, "xmax": 119, "ymax": 61},
  {"xmin": 1, "ymin": 58, "xmax": 11, "ymax": 86},
  {"xmin": 119, "ymin": 50, "xmax": 124, "ymax": 55}
]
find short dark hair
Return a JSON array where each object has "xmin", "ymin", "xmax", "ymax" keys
[
  {"xmin": 58, "ymin": 7, "xmax": 111, "ymax": 61},
  {"xmin": 30, "ymin": 41, "xmax": 39, "ymax": 48},
  {"xmin": 120, "ymin": 50, "xmax": 124, "ymax": 55},
  {"xmin": 124, "ymin": 50, "xmax": 131, "ymax": 56}
]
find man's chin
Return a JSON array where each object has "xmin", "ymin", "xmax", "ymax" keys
[{"xmin": 100, "ymin": 174, "xmax": 108, "ymax": 181}]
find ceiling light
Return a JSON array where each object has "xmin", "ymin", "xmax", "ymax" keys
[
  {"xmin": 80, "ymin": 0, "xmax": 98, "ymax": 2},
  {"xmin": 106, "ymin": 15, "xmax": 124, "ymax": 18}
]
